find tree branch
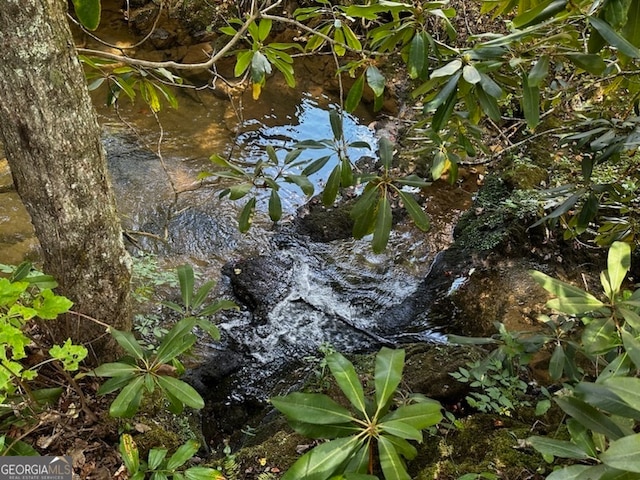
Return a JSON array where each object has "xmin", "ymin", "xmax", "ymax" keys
[{"xmin": 76, "ymin": 8, "xmax": 259, "ymax": 71}]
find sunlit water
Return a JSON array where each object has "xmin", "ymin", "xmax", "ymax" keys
[{"xmin": 1, "ymin": 84, "xmax": 470, "ymax": 406}]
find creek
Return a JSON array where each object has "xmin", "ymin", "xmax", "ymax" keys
[{"xmin": 0, "ymin": 80, "xmax": 476, "ymax": 446}]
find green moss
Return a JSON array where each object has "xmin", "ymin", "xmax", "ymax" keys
[
  {"xmin": 233, "ymin": 430, "xmax": 304, "ymax": 476},
  {"xmin": 454, "ymin": 175, "xmax": 539, "ymax": 251},
  {"xmin": 411, "ymin": 414, "xmax": 550, "ymax": 479}
]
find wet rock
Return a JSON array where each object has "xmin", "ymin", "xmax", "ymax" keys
[
  {"xmin": 403, "ymin": 343, "xmax": 483, "ymax": 402},
  {"xmin": 293, "ymin": 199, "xmax": 354, "ymax": 242},
  {"xmin": 223, "ymin": 254, "xmax": 295, "ymax": 319}
]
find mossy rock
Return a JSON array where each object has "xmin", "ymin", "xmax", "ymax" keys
[
  {"xmin": 503, "ymin": 162, "xmax": 548, "ymax": 190},
  {"xmin": 410, "ymin": 414, "xmax": 550, "ymax": 479},
  {"xmin": 453, "ymin": 175, "xmax": 537, "ymax": 252}
]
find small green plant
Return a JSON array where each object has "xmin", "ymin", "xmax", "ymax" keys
[
  {"xmin": 271, "ymin": 347, "xmax": 443, "ymax": 479},
  {"xmin": 162, "ymin": 264, "xmax": 237, "ymax": 328},
  {"xmin": 119, "ymin": 433, "xmax": 223, "ymax": 480},
  {"xmin": 525, "ymin": 241, "xmax": 640, "ymax": 479},
  {"xmin": 0, "ymin": 262, "xmax": 86, "ymax": 403},
  {"xmin": 450, "ymin": 357, "xmax": 530, "ymax": 416},
  {"xmin": 93, "ymin": 264, "xmax": 237, "ymax": 418},
  {"xmin": 449, "ymin": 321, "xmax": 554, "ymax": 416},
  {"xmin": 131, "ymin": 253, "xmax": 179, "ymax": 304}
]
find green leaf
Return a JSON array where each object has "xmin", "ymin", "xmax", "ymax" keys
[
  {"xmin": 379, "ymin": 136, "xmax": 394, "ymax": 170},
  {"xmin": 408, "ymin": 33, "xmax": 427, "ymax": 79},
  {"xmin": 556, "ymin": 395, "xmax": 629, "ymax": 440},
  {"xmin": 432, "ymin": 85, "xmax": 458, "ymax": 132},
  {"xmin": 462, "ymin": 65, "xmax": 482, "ymax": 84},
  {"xmin": 383, "ymin": 435, "xmax": 418, "ymax": 460},
  {"xmin": 238, "ymin": 197, "xmax": 256, "ymax": 233},
  {"xmin": 567, "ymin": 418, "xmax": 598, "ymax": 458},
  {"xmin": 380, "ymin": 420, "xmax": 423, "ymax": 441},
  {"xmin": 177, "ymin": 264, "xmax": 195, "ymax": 311},
  {"xmin": 375, "ymin": 347, "xmax": 405, "ymax": 416},
  {"xmin": 529, "ymin": 270, "xmax": 605, "ymax": 314},
  {"xmin": 281, "ymin": 436, "xmax": 360, "ymax": 480},
  {"xmin": 546, "ymin": 465, "xmax": 592, "ymax": 480},
  {"xmin": 621, "ymin": 330, "xmax": 640, "ymax": 368},
  {"xmin": 109, "ymin": 328, "xmax": 145, "ymax": 360},
  {"xmin": 512, "ymin": 0, "xmax": 567, "ymax": 28},
  {"xmin": 395, "ymin": 174, "xmax": 430, "ymax": 188},
  {"xmin": 285, "ymin": 174, "xmax": 315, "ymax": 197},
  {"xmin": 120, "ymin": 434, "xmax": 140, "ymax": 474},
  {"xmin": 607, "ymin": 241, "xmax": 631, "ymax": 297},
  {"xmin": 343, "ymin": 158, "xmax": 355, "ymax": 190},
  {"xmin": 549, "ymin": 344, "xmax": 565, "ymax": 380},
  {"xmin": 110, "ymin": 375, "xmax": 145, "ymax": 418},
  {"xmin": 527, "ymin": 436, "xmax": 592, "ymax": 459},
  {"xmin": 448, "ymin": 334, "xmax": 498, "ymax": 345},
  {"xmin": 565, "ymin": 53, "xmax": 607, "ymax": 75},
  {"xmin": 155, "ymin": 317, "xmax": 197, "ymax": 365},
  {"xmin": 192, "ymin": 281, "xmax": 215, "ymax": 311},
  {"xmin": 431, "ymin": 59, "xmax": 462, "ymax": 78},
  {"xmin": 342, "ymin": 442, "xmax": 372, "ymax": 476},
  {"xmin": 378, "ymin": 435, "xmax": 411, "ymax": 480},
  {"xmin": 575, "ymin": 381, "xmax": 640, "ymax": 420},
  {"xmin": 366, "ymin": 65, "xmax": 385, "ymax": 98},
  {"xmin": 382, "ymin": 401, "xmax": 443, "ymax": 429},
  {"xmin": 476, "ymin": 86, "xmax": 501, "ymax": 122},
  {"xmin": 157, "ymin": 376, "xmax": 204, "ymax": 410},
  {"xmin": 289, "ymin": 421, "xmax": 360, "ymax": 439},
  {"xmin": 522, "ymin": 73, "xmax": 539, "ymax": 130},
  {"xmin": 589, "ymin": 16, "xmax": 640, "ymax": 58},
  {"xmin": 49, "ymin": 339, "xmax": 87, "ymax": 371},
  {"xmin": 298, "ymin": 153, "xmax": 330, "ymax": 174},
  {"xmin": 98, "ymin": 373, "xmax": 136, "ymax": 395},
  {"xmin": 620, "ymin": 308, "xmax": 640, "ymax": 329},
  {"xmin": 184, "ymin": 467, "xmax": 225, "ymax": 480},
  {"xmin": 323, "ymin": 164, "xmax": 342, "ymax": 206},
  {"xmin": 346, "ymin": 74, "xmax": 365, "ymax": 113},
  {"xmin": 35, "ymin": 289, "xmax": 73, "ymax": 319},
  {"xmin": 271, "ymin": 392, "xmax": 354, "ymax": 424},
  {"xmin": 269, "ymin": 189, "xmax": 282, "ymax": 222},
  {"xmin": 479, "ymin": 73, "xmax": 503, "ymax": 99},
  {"xmin": 528, "ymin": 55, "xmax": 550, "ymax": 87},
  {"xmin": 258, "ymin": 19, "xmax": 272, "ymax": 41},
  {"xmin": 148, "ymin": 448, "xmax": 168, "ymax": 470},
  {"xmin": 71, "ymin": 0, "xmax": 101, "ymax": 30},
  {"xmin": 582, "ymin": 317, "xmax": 618, "ymax": 355},
  {"xmin": 330, "ymin": 110, "xmax": 344, "ymax": 141},
  {"xmin": 602, "ymin": 377, "xmax": 640, "ymax": 414},
  {"xmin": 167, "ymin": 439, "xmax": 200, "ymax": 470},
  {"xmin": 601, "ymin": 434, "xmax": 640, "ymax": 472},
  {"xmin": 398, "ymin": 190, "xmax": 430, "ymax": 231},
  {"xmin": 622, "ymin": 0, "xmax": 640, "ymax": 52},
  {"xmin": 343, "ymin": 23, "xmax": 363, "ymax": 51},
  {"xmin": 326, "ymin": 352, "xmax": 367, "ymax": 415},
  {"xmin": 373, "ymin": 194, "xmax": 392, "ymax": 253}
]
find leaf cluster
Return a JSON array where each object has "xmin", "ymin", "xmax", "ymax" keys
[
  {"xmin": 271, "ymin": 347, "xmax": 443, "ymax": 479},
  {"xmin": 0, "ymin": 263, "xmax": 82, "ymax": 403},
  {"xmin": 81, "ymin": 56, "xmax": 182, "ymax": 112},
  {"xmin": 526, "ymin": 241, "xmax": 640, "ymax": 479},
  {"xmin": 93, "ymin": 264, "xmax": 236, "ymax": 418},
  {"xmin": 119, "ymin": 433, "xmax": 224, "ymax": 480}
]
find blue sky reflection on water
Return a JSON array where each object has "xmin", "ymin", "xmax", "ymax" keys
[{"xmin": 230, "ymin": 93, "xmax": 378, "ymax": 211}]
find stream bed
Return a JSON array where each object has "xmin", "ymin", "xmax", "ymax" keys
[{"xmin": 0, "ymin": 82, "xmax": 477, "ymax": 447}]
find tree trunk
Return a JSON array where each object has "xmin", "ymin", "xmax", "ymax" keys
[{"xmin": 0, "ymin": 0, "xmax": 132, "ymax": 363}]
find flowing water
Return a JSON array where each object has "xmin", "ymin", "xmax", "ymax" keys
[{"xmin": 0, "ymin": 81, "xmax": 476, "ymax": 440}]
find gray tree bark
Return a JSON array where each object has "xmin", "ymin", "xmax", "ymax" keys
[{"xmin": 0, "ymin": 0, "xmax": 132, "ymax": 363}]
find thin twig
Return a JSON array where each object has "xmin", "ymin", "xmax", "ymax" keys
[{"xmin": 76, "ymin": 7, "xmax": 260, "ymax": 71}]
